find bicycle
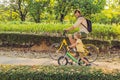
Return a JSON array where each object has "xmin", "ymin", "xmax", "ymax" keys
[
  {"xmin": 49, "ymin": 31, "xmax": 99, "ymax": 64},
  {"xmin": 58, "ymin": 50, "xmax": 83, "ymax": 65}
]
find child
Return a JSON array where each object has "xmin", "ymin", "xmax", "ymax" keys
[{"xmin": 69, "ymin": 34, "xmax": 91, "ymax": 66}]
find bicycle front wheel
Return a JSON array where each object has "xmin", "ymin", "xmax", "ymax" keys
[
  {"xmin": 85, "ymin": 44, "xmax": 99, "ymax": 63},
  {"xmin": 58, "ymin": 56, "xmax": 68, "ymax": 65},
  {"xmin": 49, "ymin": 43, "xmax": 65, "ymax": 60}
]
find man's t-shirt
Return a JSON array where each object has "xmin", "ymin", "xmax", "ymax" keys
[{"xmin": 73, "ymin": 17, "xmax": 89, "ymax": 34}]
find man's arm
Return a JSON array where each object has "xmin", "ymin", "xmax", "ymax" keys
[
  {"xmin": 65, "ymin": 26, "xmax": 75, "ymax": 32},
  {"xmin": 66, "ymin": 17, "xmax": 82, "ymax": 32}
]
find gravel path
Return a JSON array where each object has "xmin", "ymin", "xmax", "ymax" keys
[
  {"xmin": 0, "ymin": 50, "xmax": 120, "ymax": 70},
  {"xmin": 0, "ymin": 56, "xmax": 57, "ymax": 65}
]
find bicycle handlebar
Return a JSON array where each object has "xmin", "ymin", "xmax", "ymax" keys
[{"xmin": 63, "ymin": 30, "xmax": 67, "ymax": 37}]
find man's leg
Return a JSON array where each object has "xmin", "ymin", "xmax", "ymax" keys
[{"xmin": 68, "ymin": 34, "xmax": 76, "ymax": 45}]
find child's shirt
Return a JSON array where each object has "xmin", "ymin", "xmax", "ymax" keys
[{"xmin": 76, "ymin": 39, "xmax": 85, "ymax": 52}]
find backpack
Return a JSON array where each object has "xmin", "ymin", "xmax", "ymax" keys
[{"xmin": 81, "ymin": 19, "xmax": 92, "ymax": 32}]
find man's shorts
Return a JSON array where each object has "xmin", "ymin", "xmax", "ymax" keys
[{"xmin": 72, "ymin": 32, "xmax": 87, "ymax": 39}]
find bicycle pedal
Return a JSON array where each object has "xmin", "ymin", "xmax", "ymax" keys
[
  {"xmin": 88, "ymin": 53, "xmax": 91, "ymax": 56},
  {"xmin": 68, "ymin": 62, "xmax": 73, "ymax": 65}
]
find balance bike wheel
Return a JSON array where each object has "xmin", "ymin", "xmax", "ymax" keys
[{"xmin": 58, "ymin": 56, "xmax": 68, "ymax": 65}]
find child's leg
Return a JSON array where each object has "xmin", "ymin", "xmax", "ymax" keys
[
  {"xmin": 79, "ymin": 52, "xmax": 90, "ymax": 65},
  {"xmin": 68, "ymin": 52, "xmax": 77, "ymax": 65},
  {"xmin": 81, "ymin": 57, "xmax": 89, "ymax": 65}
]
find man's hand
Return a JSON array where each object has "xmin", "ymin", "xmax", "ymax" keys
[
  {"xmin": 63, "ymin": 30, "xmax": 67, "ymax": 33},
  {"xmin": 63, "ymin": 30, "xmax": 67, "ymax": 36}
]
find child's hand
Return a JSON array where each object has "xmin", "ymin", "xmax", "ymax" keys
[{"xmin": 68, "ymin": 45, "xmax": 72, "ymax": 48}]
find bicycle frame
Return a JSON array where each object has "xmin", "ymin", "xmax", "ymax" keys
[
  {"xmin": 66, "ymin": 52, "xmax": 78, "ymax": 63},
  {"xmin": 57, "ymin": 38, "xmax": 69, "ymax": 52}
]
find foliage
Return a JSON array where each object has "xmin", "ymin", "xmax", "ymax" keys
[
  {"xmin": 53, "ymin": 0, "xmax": 75, "ymax": 22},
  {"xmin": 9, "ymin": 0, "xmax": 30, "ymax": 21},
  {"xmin": 52, "ymin": 0, "xmax": 106, "ymax": 22},
  {"xmin": 93, "ymin": 0, "xmax": 120, "ymax": 24},
  {"xmin": 29, "ymin": 0, "xmax": 50, "ymax": 23},
  {"xmin": 91, "ymin": 23, "xmax": 120, "ymax": 40},
  {"xmin": 75, "ymin": 0, "xmax": 106, "ymax": 18},
  {"xmin": 92, "ymin": 8, "xmax": 120, "ymax": 24},
  {"xmin": 0, "ymin": 65, "xmax": 120, "ymax": 80},
  {"xmin": 0, "ymin": 31, "xmax": 119, "ymax": 50},
  {"xmin": 0, "ymin": 22, "xmax": 119, "ymax": 40},
  {"xmin": 0, "ymin": 0, "xmax": 119, "ymax": 24},
  {"xmin": 0, "ymin": 0, "xmax": 107, "ymax": 23}
]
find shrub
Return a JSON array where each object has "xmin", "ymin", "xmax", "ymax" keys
[
  {"xmin": 0, "ymin": 22, "xmax": 119, "ymax": 40},
  {"xmin": 0, "ymin": 65, "xmax": 120, "ymax": 80}
]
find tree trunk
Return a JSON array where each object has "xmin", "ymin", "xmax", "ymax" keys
[
  {"xmin": 60, "ymin": 14, "xmax": 64, "ymax": 23},
  {"xmin": 10, "ymin": 9, "xmax": 12, "ymax": 20},
  {"xmin": 34, "ymin": 10, "xmax": 41, "ymax": 23},
  {"xmin": 20, "ymin": 14, "xmax": 26, "ymax": 21},
  {"xmin": 35, "ymin": 17, "xmax": 40, "ymax": 23},
  {"xmin": 17, "ymin": 0, "xmax": 28, "ymax": 21},
  {"xmin": 32, "ymin": 14, "xmax": 40, "ymax": 23}
]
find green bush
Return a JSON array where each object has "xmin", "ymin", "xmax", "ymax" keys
[
  {"xmin": 0, "ymin": 32, "xmax": 119, "ymax": 52},
  {"xmin": 0, "ymin": 65, "xmax": 120, "ymax": 80},
  {"xmin": 0, "ymin": 21, "xmax": 119, "ymax": 40},
  {"xmin": 0, "ymin": 32, "xmax": 116, "ymax": 48},
  {"xmin": 91, "ymin": 23, "xmax": 120, "ymax": 40},
  {"xmin": 82, "ymin": 38, "xmax": 111, "ymax": 47},
  {"xmin": 111, "ymin": 40, "xmax": 120, "ymax": 47}
]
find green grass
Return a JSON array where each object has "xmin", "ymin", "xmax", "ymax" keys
[
  {"xmin": 92, "ymin": 23, "xmax": 120, "ymax": 40},
  {"xmin": 0, "ymin": 21, "xmax": 72, "ymax": 33},
  {"xmin": 0, "ymin": 21, "xmax": 120, "ymax": 40}
]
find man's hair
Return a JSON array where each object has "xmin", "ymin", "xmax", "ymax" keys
[{"xmin": 74, "ymin": 9, "xmax": 81, "ymax": 14}]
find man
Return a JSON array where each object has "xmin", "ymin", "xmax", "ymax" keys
[{"xmin": 65, "ymin": 9, "xmax": 89, "ymax": 45}]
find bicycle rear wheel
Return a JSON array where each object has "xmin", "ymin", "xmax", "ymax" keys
[
  {"xmin": 85, "ymin": 44, "xmax": 99, "ymax": 63},
  {"xmin": 49, "ymin": 43, "xmax": 65, "ymax": 60}
]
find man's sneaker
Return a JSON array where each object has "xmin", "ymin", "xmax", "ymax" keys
[
  {"xmin": 85, "ymin": 64, "xmax": 91, "ymax": 66},
  {"xmin": 69, "ymin": 62, "xmax": 73, "ymax": 65}
]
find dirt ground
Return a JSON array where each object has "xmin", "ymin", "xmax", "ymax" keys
[
  {"xmin": 0, "ymin": 47, "xmax": 120, "ymax": 71},
  {"xmin": 0, "ymin": 39, "xmax": 120, "ymax": 71}
]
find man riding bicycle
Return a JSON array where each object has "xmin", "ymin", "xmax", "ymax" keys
[
  {"xmin": 65, "ymin": 9, "xmax": 88, "ymax": 43},
  {"xmin": 65, "ymin": 9, "xmax": 90, "ymax": 66}
]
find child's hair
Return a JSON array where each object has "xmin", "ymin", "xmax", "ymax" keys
[{"xmin": 76, "ymin": 34, "xmax": 81, "ymax": 39}]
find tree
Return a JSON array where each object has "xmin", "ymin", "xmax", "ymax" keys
[
  {"xmin": 106, "ymin": 0, "xmax": 120, "ymax": 24},
  {"xmin": 75, "ymin": 0, "xmax": 106, "ymax": 18},
  {"xmin": 54, "ymin": 0, "xmax": 75, "ymax": 23},
  {"xmin": 29, "ymin": 0, "xmax": 50, "ymax": 23},
  {"xmin": 53, "ymin": 0, "xmax": 106, "ymax": 22},
  {"xmin": 10, "ymin": 0, "xmax": 30, "ymax": 21}
]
